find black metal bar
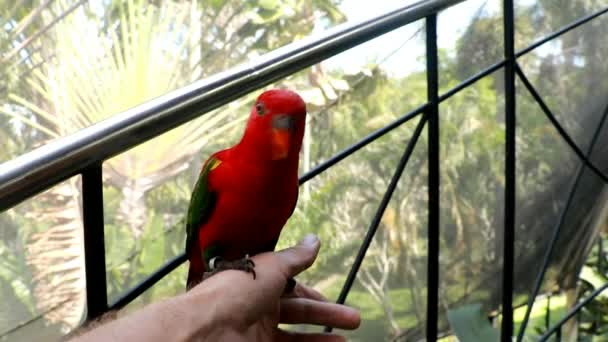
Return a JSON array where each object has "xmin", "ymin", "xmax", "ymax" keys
[
  {"xmin": 0, "ymin": 0, "xmax": 466, "ymax": 213},
  {"xmin": 426, "ymin": 13, "xmax": 440, "ymax": 342},
  {"xmin": 501, "ymin": 0, "xmax": 516, "ymax": 340},
  {"xmin": 539, "ymin": 283, "xmax": 608, "ymax": 341},
  {"xmin": 302, "ymin": 59, "xmax": 511, "ymax": 190},
  {"xmin": 109, "ymin": 253, "xmax": 187, "ymax": 311},
  {"xmin": 516, "ymin": 93, "xmax": 608, "ymax": 341},
  {"xmin": 1, "ymin": 2, "xmax": 606, "ymax": 218},
  {"xmin": 517, "ymin": 166, "xmax": 585, "ymax": 339},
  {"xmin": 81, "ymin": 164, "xmax": 108, "ymax": 320},
  {"xmin": 438, "ymin": 60, "xmax": 506, "ymax": 103},
  {"xmin": 515, "ymin": 63, "xmax": 608, "ymax": 183},
  {"xmin": 299, "ymin": 104, "xmax": 426, "ymax": 185},
  {"xmin": 516, "ymin": 6, "xmax": 608, "ymax": 58},
  {"xmin": 3, "ymin": 4, "xmax": 606, "ymax": 215},
  {"xmin": 324, "ymin": 114, "xmax": 428, "ymax": 333},
  {"xmin": 52, "ymin": 57, "xmax": 509, "ymax": 313},
  {"xmin": 94, "ymin": 107, "xmax": 428, "ymax": 311}
]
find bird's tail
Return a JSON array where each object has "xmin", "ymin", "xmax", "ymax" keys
[
  {"xmin": 186, "ymin": 244, "xmax": 205, "ymax": 291},
  {"xmin": 186, "ymin": 265, "xmax": 203, "ymax": 291}
]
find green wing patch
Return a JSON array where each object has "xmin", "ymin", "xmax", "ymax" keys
[{"xmin": 185, "ymin": 157, "xmax": 221, "ymax": 255}]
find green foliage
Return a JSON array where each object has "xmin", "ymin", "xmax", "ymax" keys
[
  {"xmin": 576, "ymin": 235, "xmax": 608, "ymax": 339},
  {"xmin": 2, "ymin": 0, "xmax": 608, "ymax": 340}
]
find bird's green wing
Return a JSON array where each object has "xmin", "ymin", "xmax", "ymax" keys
[{"xmin": 185, "ymin": 156, "xmax": 221, "ymax": 255}]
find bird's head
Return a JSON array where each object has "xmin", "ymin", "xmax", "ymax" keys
[{"xmin": 240, "ymin": 89, "xmax": 307, "ymax": 161}]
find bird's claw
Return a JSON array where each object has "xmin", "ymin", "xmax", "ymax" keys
[{"xmin": 203, "ymin": 254, "xmax": 256, "ymax": 280}]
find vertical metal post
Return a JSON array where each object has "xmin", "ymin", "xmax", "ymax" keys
[
  {"xmin": 82, "ymin": 164, "xmax": 108, "ymax": 320},
  {"xmin": 426, "ymin": 14, "xmax": 440, "ymax": 342},
  {"xmin": 515, "ymin": 72, "xmax": 608, "ymax": 340},
  {"xmin": 501, "ymin": 0, "xmax": 516, "ymax": 340}
]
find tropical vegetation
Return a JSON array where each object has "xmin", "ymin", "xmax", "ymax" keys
[{"xmin": 1, "ymin": 0, "xmax": 608, "ymax": 341}]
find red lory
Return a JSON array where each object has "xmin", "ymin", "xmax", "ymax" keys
[{"xmin": 185, "ymin": 89, "xmax": 307, "ymax": 290}]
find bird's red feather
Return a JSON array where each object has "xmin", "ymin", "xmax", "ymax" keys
[{"xmin": 186, "ymin": 89, "xmax": 306, "ymax": 288}]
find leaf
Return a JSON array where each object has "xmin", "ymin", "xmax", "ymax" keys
[{"xmin": 447, "ymin": 303, "xmax": 499, "ymax": 342}]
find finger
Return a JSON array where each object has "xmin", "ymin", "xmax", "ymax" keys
[
  {"xmin": 276, "ymin": 329, "xmax": 346, "ymax": 342},
  {"xmin": 275, "ymin": 234, "xmax": 320, "ymax": 277},
  {"xmin": 279, "ymin": 298, "xmax": 361, "ymax": 330}
]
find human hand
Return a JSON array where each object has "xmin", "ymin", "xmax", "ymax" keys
[{"xmin": 188, "ymin": 234, "xmax": 360, "ymax": 341}]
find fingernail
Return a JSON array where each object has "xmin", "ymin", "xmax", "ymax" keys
[{"xmin": 300, "ymin": 234, "xmax": 318, "ymax": 247}]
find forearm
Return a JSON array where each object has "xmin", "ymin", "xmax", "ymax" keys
[{"xmin": 71, "ymin": 288, "xmax": 222, "ymax": 342}]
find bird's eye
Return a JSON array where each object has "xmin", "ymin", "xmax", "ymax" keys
[{"xmin": 255, "ymin": 103, "xmax": 265, "ymax": 116}]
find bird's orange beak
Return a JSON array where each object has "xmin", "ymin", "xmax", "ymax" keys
[{"xmin": 271, "ymin": 115, "xmax": 295, "ymax": 160}]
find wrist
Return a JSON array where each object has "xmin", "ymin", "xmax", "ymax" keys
[{"xmin": 179, "ymin": 282, "xmax": 230, "ymax": 341}]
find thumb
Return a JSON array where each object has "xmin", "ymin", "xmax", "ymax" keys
[{"xmin": 275, "ymin": 234, "xmax": 320, "ymax": 278}]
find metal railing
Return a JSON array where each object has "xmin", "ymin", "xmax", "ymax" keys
[{"xmin": 1, "ymin": 0, "xmax": 608, "ymax": 340}]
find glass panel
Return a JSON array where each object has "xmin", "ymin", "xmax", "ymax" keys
[
  {"xmin": 313, "ymin": 19, "xmax": 426, "ymax": 165},
  {"xmin": 342, "ymin": 123, "xmax": 428, "ymax": 342},
  {"xmin": 102, "ymin": 101, "xmax": 244, "ymax": 303},
  {"xmin": 514, "ymin": 70, "xmax": 608, "ymax": 339},
  {"xmin": 439, "ymin": 70, "xmax": 504, "ymax": 340},
  {"xmin": 516, "ymin": 12, "xmax": 608, "ymax": 154},
  {"xmin": 438, "ymin": 0, "xmax": 504, "ymax": 92},
  {"xmin": 515, "ymin": 0, "xmax": 607, "ymax": 52},
  {"xmin": 0, "ymin": 177, "xmax": 85, "ymax": 340},
  {"xmin": 513, "ymin": 7, "xmax": 608, "ymax": 339},
  {"xmin": 280, "ymin": 118, "xmax": 425, "ymax": 341},
  {"xmin": 0, "ymin": 1, "xmax": 346, "ymax": 161},
  {"xmin": 323, "ymin": 18, "xmax": 425, "ymax": 79}
]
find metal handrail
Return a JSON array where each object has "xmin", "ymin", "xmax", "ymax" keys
[{"xmin": 0, "ymin": 0, "xmax": 464, "ymax": 212}]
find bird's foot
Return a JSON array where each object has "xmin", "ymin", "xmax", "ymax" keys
[{"xmin": 203, "ymin": 255, "xmax": 256, "ymax": 280}]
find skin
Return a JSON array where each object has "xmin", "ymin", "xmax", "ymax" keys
[{"xmin": 71, "ymin": 235, "xmax": 360, "ymax": 342}]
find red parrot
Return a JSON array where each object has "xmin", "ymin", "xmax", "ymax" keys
[{"xmin": 185, "ymin": 89, "xmax": 307, "ymax": 290}]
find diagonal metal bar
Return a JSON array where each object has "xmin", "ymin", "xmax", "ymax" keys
[
  {"xmin": 300, "ymin": 104, "xmax": 426, "ymax": 185},
  {"xmin": 324, "ymin": 114, "xmax": 428, "ymax": 333},
  {"xmin": 103, "ymin": 108, "xmax": 426, "ymax": 311},
  {"xmin": 425, "ymin": 13, "xmax": 440, "ymax": 342},
  {"xmin": 516, "ymin": 6, "xmax": 608, "ymax": 58},
  {"xmin": 107, "ymin": 108, "xmax": 430, "ymax": 311},
  {"xmin": 81, "ymin": 164, "xmax": 108, "ymax": 320},
  {"xmin": 56, "ymin": 55, "xmax": 509, "ymax": 314},
  {"xmin": 501, "ymin": 0, "xmax": 516, "ymax": 340},
  {"xmin": 515, "ymin": 63, "xmax": 608, "ymax": 183},
  {"xmin": 438, "ymin": 60, "xmax": 506, "ymax": 103},
  {"xmin": 517, "ymin": 163, "xmax": 585, "ymax": 339},
  {"xmin": 516, "ymin": 97, "xmax": 608, "ymax": 340},
  {"xmin": 109, "ymin": 253, "xmax": 187, "ymax": 311},
  {"xmin": 539, "ymin": 283, "xmax": 608, "ymax": 341}
]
